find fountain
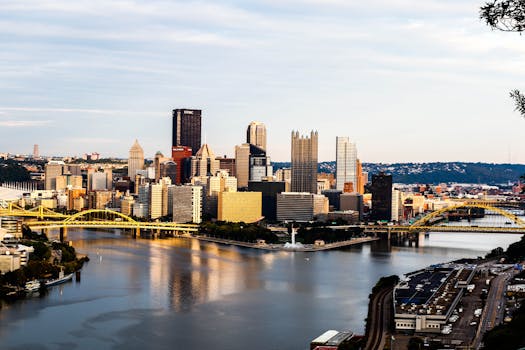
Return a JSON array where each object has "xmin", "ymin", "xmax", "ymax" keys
[{"xmin": 283, "ymin": 227, "xmax": 304, "ymax": 249}]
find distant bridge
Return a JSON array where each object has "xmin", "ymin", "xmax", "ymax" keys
[
  {"xmin": 409, "ymin": 203, "xmax": 525, "ymax": 233},
  {"xmin": 363, "ymin": 202, "xmax": 525, "ymax": 235},
  {"xmin": 0, "ymin": 203, "xmax": 199, "ymax": 236}
]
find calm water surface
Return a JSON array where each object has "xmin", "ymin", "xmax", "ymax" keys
[{"xmin": 0, "ymin": 227, "xmax": 521, "ymax": 350}]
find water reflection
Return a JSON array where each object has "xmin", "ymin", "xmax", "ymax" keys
[{"xmin": 0, "ymin": 228, "xmax": 522, "ymax": 350}]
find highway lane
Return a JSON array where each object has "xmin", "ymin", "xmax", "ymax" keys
[{"xmin": 473, "ymin": 268, "xmax": 514, "ymax": 349}]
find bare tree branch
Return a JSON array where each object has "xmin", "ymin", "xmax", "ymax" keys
[
  {"xmin": 480, "ymin": 0, "xmax": 525, "ymax": 32},
  {"xmin": 510, "ymin": 89, "xmax": 525, "ymax": 117}
]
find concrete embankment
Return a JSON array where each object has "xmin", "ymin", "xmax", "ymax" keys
[{"xmin": 193, "ymin": 235, "xmax": 379, "ymax": 252}]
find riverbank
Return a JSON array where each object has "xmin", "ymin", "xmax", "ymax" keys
[
  {"xmin": 194, "ymin": 235, "xmax": 379, "ymax": 251},
  {"xmin": 0, "ymin": 237, "xmax": 88, "ymax": 299}
]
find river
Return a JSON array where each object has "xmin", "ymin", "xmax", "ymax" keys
[{"xmin": 0, "ymin": 226, "xmax": 521, "ymax": 350}]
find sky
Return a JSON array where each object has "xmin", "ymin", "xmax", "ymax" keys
[{"xmin": 1, "ymin": 0, "xmax": 525, "ymax": 163}]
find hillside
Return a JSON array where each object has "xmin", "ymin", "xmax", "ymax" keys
[{"xmin": 272, "ymin": 162, "xmax": 525, "ymax": 185}]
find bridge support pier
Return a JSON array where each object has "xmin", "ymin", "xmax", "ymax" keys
[
  {"xmin": 59, "ymin": 227, "xmax": 67, "ymax": 242},
  {"xmin": 134, "ymin": 227, "xmax": 140, "ymax": 238}
]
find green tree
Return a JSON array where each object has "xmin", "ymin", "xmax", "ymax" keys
[
  {"xmin": 26, "ymin": 241, "xmax": 51, "ymax": 261},
  {"xmin": 0, "ymin": 161, "xmax": 31, "ymax": 182}
]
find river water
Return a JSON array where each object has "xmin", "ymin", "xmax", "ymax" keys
[{"xmin": 0, "ymin": 226, "xmax": 521, "ymax": 350}]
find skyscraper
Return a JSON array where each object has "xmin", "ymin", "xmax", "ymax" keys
[
  {"xmin": 235, "ymin": 144, "xmax": 250, "ymax": 188},
  {"xmin": 246, "ymin": 121, "xmax": 266, "ymax": 151},
  {"xmin": 172, "ymin": 109, "xmax": 201, "ymax": 156},
  {"xmin": 160, "ymin": 161, "xmax": 177, "ymax": 184},
  {"xmin": 128, "ymin": 140, "xmax": 144, "ymax": 178},
  {"xmin": 371, "ymin": 172, "xmax": 393, "ymax": 221},
  {"xmin": 235, "ymin": 143, "xmax": 272, "ymax": 189},
  {"xmin": 171, "ymin": 146, "xmax": 192, "ymax": 184},
  {"xmin": 33, "ymin": 144, "xmax": 39, "ymax": 158},
  {"xmin": 335, "ymin": 136, "xmax": 357, "ymax": 192},
  {"xmin": 291, "ymin": 131, "xmax": 318, "ymax": 194},
  {"xmin": 44, "ymin": 161, "xmax": 67, "ymax": 190}
]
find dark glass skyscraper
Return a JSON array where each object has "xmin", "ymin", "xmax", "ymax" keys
[
  {"xmin": 370, "ymin": 172, "xmax": 392, "ymax": 221},
  {"xmin": 172, "ymin": 109, "xmax": 201, "ymax": 156}
]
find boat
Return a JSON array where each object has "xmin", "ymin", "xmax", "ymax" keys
[
  {"xmin": 25, "ymin": 280, "xmax": 41, "ymax": 292},
  {"xmin": 45, "ymin": 272, "xmax": 74, "ymax": 287}
]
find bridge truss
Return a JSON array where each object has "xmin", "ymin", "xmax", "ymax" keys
[{"xmin": 0, "ymin": 204, "xmax": 198, "ymax": 234}]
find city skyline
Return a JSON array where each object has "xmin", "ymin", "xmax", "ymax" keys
[{"xmin": 1, "ymin": 1, "xmax": 525, "ymax": 163}]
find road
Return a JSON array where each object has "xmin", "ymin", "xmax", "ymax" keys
[
  {"xmin": 364, "ymin": 286, "xmax": 393, "ymax": 350},
  {"xmin": 472, "ymin": 268, "xmax": 513, "ymax": 349}
]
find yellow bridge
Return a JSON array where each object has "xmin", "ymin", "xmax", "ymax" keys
[
  {"xmin": 408, "ymin": 203, "xmax": 525, "ymax": 233},
  {"xmin": 0, "ymin": 203, "xmax": 199, "ymax": 236},
  {"xmin": 364, "ymin": 202, "xmax": 525, "ymax": 234}
]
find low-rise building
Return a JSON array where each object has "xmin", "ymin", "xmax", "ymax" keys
[
  {"xmin": 218, "ymin": 191, "xmax": 262, "ymax": 223},
  {"xmin": 276, "ymin": 192, "xmax": 328, "ymax": 222},
  {"xmin": 394, "ymin": 265, "xmax": 475, "ymax": 333}
]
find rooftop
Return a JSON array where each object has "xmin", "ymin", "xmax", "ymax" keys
[{"xmin": 394, "ymin": 264, "xmax": 475, "ymax": 317}]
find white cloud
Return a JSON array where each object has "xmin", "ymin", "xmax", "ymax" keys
[
  {"xmin": 0, "ymin": 107, "xmax": 162, "ymax": 116},
  {"xmin": 0, "ymin": 120, "xmax": 53, "ymax": 127},
  {"xmin": 0, "ymin": 0, "xmax": 524, "ymax": 162}
]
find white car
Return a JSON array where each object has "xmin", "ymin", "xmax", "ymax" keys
[{"xmin": 441, "ymin": 325, "xmax": 452, "ymax": 334}]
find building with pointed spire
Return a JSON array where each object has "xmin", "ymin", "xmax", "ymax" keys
[
  {"xmin": 191, "ymin": 144, "xmax": 220, "ymax": 179},
  {"xmin": 128, "ymin": 139, "xmax": 144, "ymax": 178}
]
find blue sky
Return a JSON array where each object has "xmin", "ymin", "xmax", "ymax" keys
[{"xmin": 1, "ymin": 0, "xmax": 524, "ymax": 163}]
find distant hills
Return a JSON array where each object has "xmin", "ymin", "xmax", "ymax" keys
[{"xmin": 272, "ymin": 162, "xmax": 525, "ymax": 185}]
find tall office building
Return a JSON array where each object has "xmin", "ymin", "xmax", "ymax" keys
[
  {"xmin": 218, "ymin": 156, "xmax": 236, "ymax": 177},
  {"xmin": 44, "ymin": 161, "xmax": 67, "ymax": 190},
  {"xmin": 154, "ymin": 151, "xmax": 171, "ymax": 182},
  {"xmin": 56, "ymin": 174, "xmax": 82, "ymax": 192},
  {"xmin": 88, "ymin": 172, "xmax": 107, "ymax": 191},
  {"xmin": 128, "ymin": 140, "xmax": 144, "ymax": 178},
  {"xmin": 149, "ymin": 183, "xmax": 163, "ymax": 219},
  {"xmin": 335, "ymin": 137, "xmax": 357, "ymax": 192},
  {"xmin": 172, "ymin": 109, "xmax": 201, "ymax": 156},
  {"xmin": 134, "ymin": 183, "xmax": 150, "ymax": 218},
  {"xmin": 171, "ymin": 146, "xmax": 192, "ymax": 184},
  {"xmin": 246, "ymin": 121, "xmax": 266, "ymax": 151},
  {"xmin": 356, "ymin": 159, "xmax": 365, "ymax": 195},
  {"xmin": 249, "ymin": 145, "xmax": 272, "ymax": 182},
  {"xmin": 370, "ymin": 172, "xmax": 393, "ymax": 221},
  {"xmin": 172, "ymin": 185, "xmax": 202, "ymax": 223},
  {"xmin": 101, "ymin": 167, "xmax": 113, "ymax": 191},
  {"xmin": 33, "ymin": 144, "xmax": 39, "ymax": 158},
  {"xmin": 235, "ymin": 143, "xmax": 272, "ymax": 189},
  {"xmin": 391, "ymin": 189, "xmax": 403, "ymax": 222},
  {"xmin": 235, "ymin": 144, "xmax": 250, "ymax": 188},
  {"xmin": 160, "ymin": 161, "xmax": 177, "ymax": 184},
  {"xmin": 291, "ymin": 131, "xmax": 318, "ymax": 194}
]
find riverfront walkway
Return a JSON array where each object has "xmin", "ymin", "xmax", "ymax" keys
[{"xmin": 195, "ymin": 235, "xmax": 379, "ymax": 252}]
